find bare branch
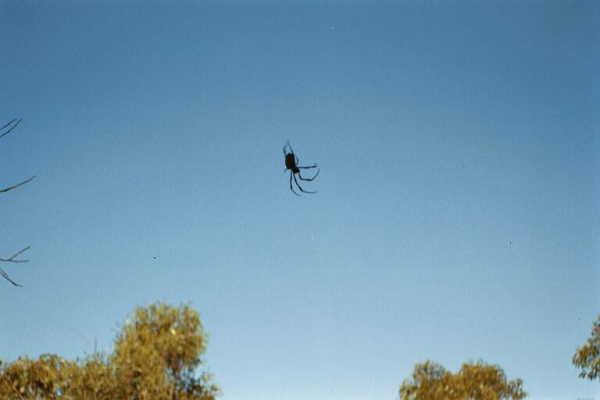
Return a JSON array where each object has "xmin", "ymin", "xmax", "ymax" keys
[
  {"xmin": 0, "ymin": 267, "xmax": 22, "ymax": 287},
  {"xmin": 0, "ymin": 246, "xmax": 31, "ymax": 263},
  {"xmin": 1, "ymin": 117, "xmax": 31, "ymax": 288},
  {"xmin": 0, "ymin": 119, "xmax": 16, "ymax": 130},
  {"xmin": 0, "ymin": 118, "xmax": 22, "ymax": 139},
  {"xmin": 0, "ymin": 247, "xmax": 29, "ymax": 287},
  {"xmin": 0, "ymin": 175, "xmax": 36, "ymax": 194},
  {"xmin": 1, "ymin": 118, "xmax": 35, "ymax": 194}
]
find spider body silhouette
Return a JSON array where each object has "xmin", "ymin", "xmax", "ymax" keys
[{"xmin": 283, "ymin": 142, "xmax": 319, "ymax": 196}]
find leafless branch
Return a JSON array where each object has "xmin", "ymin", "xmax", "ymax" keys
[
  {"xmin": 0, "ymin": 118, "xmax": 22, "ymax": 139},
  {"xmin": 0, "ymin": 267, "xmax": 22, "ymax": 287},
  {"xmin": 1, "ymin": 118, "xmax": 32, "ymax": 287},
  {"xmin": 0, "ymin": 246, "xmax": 31, "ymax": 263},
  {"xmin": 0, "ymin": 175, "xmax": 36, "ymax": 194},
  {"xmin": 0, "ymin": 246, "xmax": 30, "ymax": 287},
  {"xmin": 1, "ymin": 118, "xmax": 35, "ymax": 194}
]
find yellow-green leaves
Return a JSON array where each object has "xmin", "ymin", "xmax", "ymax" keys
[
  {"xmin": 0, "ymin": 302, "xmax": 219, "ymax": 400},
  {"xmin": 572, "ymin": 315, "xmax": 600, "ymax": 380},
  {"xmin": 0, "ymin": 354, "xmax": 72, "ymax": 400},
  {"xmin": 399, "ymin": 360, "xmax": 527, "ymax": 400}
]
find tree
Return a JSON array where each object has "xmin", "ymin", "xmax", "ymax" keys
[
  {"xmin": 0, "ymin": 354, "xmax": 73, "ymax": 400},
  {"xmin": 1, "ymin": 118, "xmax": 35, "ymax": 287},
  {"xmin": 399, "ymin": 360, "xmax": 527, "ymax": 400},
  {"xmin": 111, "ymin": 302, "xmax": 218, "ymax": 400},
  {"xmin": 0, "ymin": 302, "xmax": 219, "ymax": 400},
  {"xmin": 572, "ymin": 315, "xmax": 600, "ymax": 380}
]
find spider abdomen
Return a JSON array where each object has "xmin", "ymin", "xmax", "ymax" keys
[{"xmin": 285, "ymin": 154, "xmax": 297, "ymax": 171}]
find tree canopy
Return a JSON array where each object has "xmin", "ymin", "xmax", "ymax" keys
[
  {"xmin": 399, "ymin": 360, "xmax": 527, "ymax": 400},
  {"xmin": 0, "ymin": 302, "xmax": 219, "ymax": 400},
  {"xmin": 572, "ymin": 314, "xmax": 600, "ymax": 381}
]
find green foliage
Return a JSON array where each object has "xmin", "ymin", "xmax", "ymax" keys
[
  {"xmin": 399, "ymin": 360, "xmax": 527, "ymax": 400},
  {"xmin": 572, "ymin": 315, "xmax": 600, "ymax": 380},
  {"xmin": 112, "ymin": 302, "xmax": 218, "ymax": 400},
  {"xmin": 63, "ymin": 355, "xmax": 117, "ymax": 399},
  {"xmin": 0, "ymin": 354, "xmax": 73, "ymax": 399},
  {"xmin": 0, "ymin": 302, "xmax": 219, "ymax": 400}
]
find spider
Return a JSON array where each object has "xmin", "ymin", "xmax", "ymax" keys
[{"xmin": 283, "ymin": 141, "xmax": 319, "ymax": 196}]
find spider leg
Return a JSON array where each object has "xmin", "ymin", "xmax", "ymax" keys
[
  {"xmin": 298, "ymin": 168, "xmax": 319, "ymax": 181},
  {"xmin": 283, "ymin": 141, "xmax": 295, "ymax": 155},
  {"xmin": 298, "ymin": 164, "xmax": 319, "ymax": 179},
  {"xmin": 289, "ymin": 172, "xmax": 300, "ymax": 196},
  {"xmin": 293, "ymin": 173, "xmax": 316, "ymax": 194}
]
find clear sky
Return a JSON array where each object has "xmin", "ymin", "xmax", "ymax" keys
[{"xmin": 1, "ymin": 1, "xmax": 598, "ymax": 399}]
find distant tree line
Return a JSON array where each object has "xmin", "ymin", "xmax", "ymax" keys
[
  {"xmin": 1, "ymin": 302, "xmax": 599, "ymax": 399},
  {"xmin": 0, "ymin": 302, "xmax": 219, "ymax": 400},
  {"xmin": 398, "ymin": 360, "xmax": 526, "ymax": 400},
  {"xmin": 398, "ymin": 314, "xmax": 600, "ymax": 399}
]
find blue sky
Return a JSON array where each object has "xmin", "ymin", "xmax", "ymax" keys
[{"xmin": 1, "ymin": 1, "xmax": 598, "ymax": 399}]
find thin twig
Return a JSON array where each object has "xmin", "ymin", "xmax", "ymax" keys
[
  {"xmin": 0, "ymin": 246, "xmax": 30, "ymax": 263},
  {"xmin": 0, "ymin": 176, "xmax": 36, "ymax": 194},
  {"xmin": 0, "ymin": 267, "xmax": 22, "ymax": 287},
  {"xmin": 1, "ymin": 117, "xmax": 31, "ymax": 288},
  {"xmin": 0, "ymin": 246, "xmax": 30, "ymax": 287},
  {"xmin": 0, "ymin": 119, "xmax": 16, "ymax": 130},
  {"xmin": 0, "ymin": 118, "xmax": 22, "ymax": 139}
]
